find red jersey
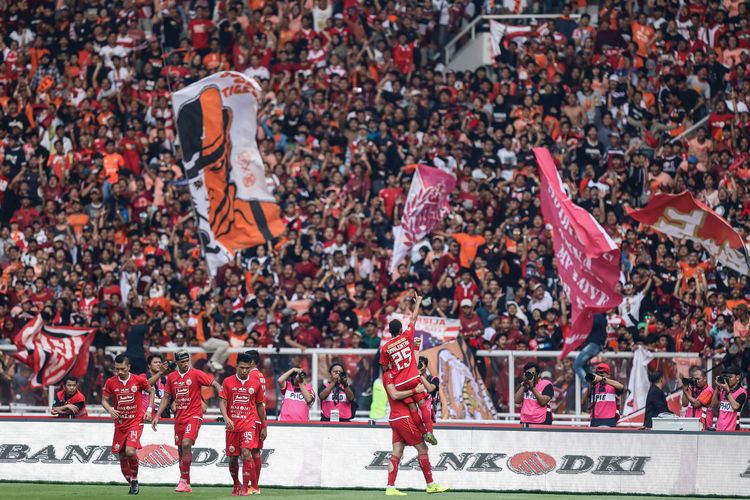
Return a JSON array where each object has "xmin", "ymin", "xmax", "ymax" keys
[
  {"xmin": 383, "ymin": 370, "xmax": 410, "ymax": 421},
  {"xmin": 103, "ymin": 373, "xmax": 150, "ymax": 427},
  {"xmin": 165, "ymin": 368, "xmax": 214, "ymax": 424},
  {"xmin": 221, "ymin": 374, "xmax": 262, "ymax": 432},
  {"xmin": 248, "ymin": 368, "xmax": 268, "ymax": 426},
  {"xmin": 380, "ymin": 323, "xmax": 420, "ymax": 389}
]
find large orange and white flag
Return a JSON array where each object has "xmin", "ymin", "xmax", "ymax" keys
[{"xmin": 172, "ymin": 71, "xmax": 285, "ymax": 275}]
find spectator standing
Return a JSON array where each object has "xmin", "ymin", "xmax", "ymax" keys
[
  {"xmin": 573, "ymin": 314, "xmax": 607, "ymax": 385},
  {"xmin": 644, "ymin": 371, "xmax": 672, "ymax": 429}
]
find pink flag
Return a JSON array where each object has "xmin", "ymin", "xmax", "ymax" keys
[
  {"xmin": 534, "ymin": 148, "xmax": 622, "ymax": 357},
  {"xmin": 390, "ymin": 165, "xmax": 456, "ymax": 275}
]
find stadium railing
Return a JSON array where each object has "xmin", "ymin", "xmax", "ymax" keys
[{"xmin": 1, "ymin": 344, "xmax": 738, "ymax": 427}]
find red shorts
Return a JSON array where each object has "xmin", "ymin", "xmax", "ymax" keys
[
  {"xmin": 256, "ymin": 422, "xmax": 265, "ymax": 449},
  {"xmin": 225, "ymin": 427, "xmax": 259, "ymax": 456},
  {"xmin": 390, "ymin": 417, "xmax": 423, "ymax": 446},
  {"xmin": 396, "ymin": 377, "xmax": 428, "ymax": 406},
  {"xmin": 174, "ymin": 418, "xmax": 202, "ymax": 445},
  {"xmin": 112, "ymin": 422, "xmax": 144, "ymax": 453}
]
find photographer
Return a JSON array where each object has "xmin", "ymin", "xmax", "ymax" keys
[
  {"xmin": 418, "ymin": 357, "xmax": 440, "ymax": 423},
  {"xmin": 584, "ymin": 363, "xmax": 624, "ymax": 427},
  {"xmin": 278, "ymin": 367, "xmax": 316, "ymax": 422},
  {"xmin": 680, "ymin": 366, "xmax": 713, "ymax": 430},
  {"xmin": 319, "ymin": 362, "xmax": 356, "ymax": 422},
  {"xmin": 711, "ymin": 366, "xmax": 747, "ymax": 431},
  {"xmin": 515, "ymin": 362, "xmax": 553, "ymax": 426}
]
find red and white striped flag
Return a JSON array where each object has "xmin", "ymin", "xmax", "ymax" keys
[
  {"xmin": 13, "ymin": 314, "xmax": 96, "ymax": 388},
  {"xmin": 389, "ymin": 165, "xmax": 456, "ymax": 276}
]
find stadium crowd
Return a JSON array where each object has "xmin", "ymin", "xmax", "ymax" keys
[{"xmin": 0, "ymin": 0, "xmax": 749, "ymax": 421}]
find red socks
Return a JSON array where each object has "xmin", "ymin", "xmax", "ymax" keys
[
  {"xmin": 419, "ymin": 400, "xmax": 434, "ymax": 434},
  {"xmin": 418, "ymin": 454, "xmax": 433, "ymax": 484},
  {"xmin": 180, "ymin": 452, "xmax": 192, "ymax": 482},
  {"xmin": 387, "ymin": 455, "xmax": 400, "ymax": 487},
  {"xmin": 252, "ymin": 450, "xmax": 262, "ymax": 486},
  {"xmin": 229, "ymin": 460, "xmax": 240, "ymax": 486},
  {"xmin": 408, "ymin": 405, "xmax": 427, "ymax": 435},
  {"xmin": 242, "ymin": 459, "xmax": 256, "ymax": 489},
  {"xmin": 119, "ymin": 456, "xmax": 132, "ymax": 482},
  {"xmin": 129, "ymin": 455, "xmax": 139, "ymax": 480}
]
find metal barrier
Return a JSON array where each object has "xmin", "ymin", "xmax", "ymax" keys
[
  {"xmin": 1, "ymin": 344, "xmax": 737, "ymax": 426},
  {"xmin": 442, "ymin": 14, "xmax": 580, "ymax": 69}
]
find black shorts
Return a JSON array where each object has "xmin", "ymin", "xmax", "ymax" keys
[{"xmin": 591, "ymin": 417, "xmax": 618, "ymax": 427}]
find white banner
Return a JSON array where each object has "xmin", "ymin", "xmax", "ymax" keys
[
  {"xmin": 384, "ymin": 313, "xmax": 460, "ymax": 346},
  {"xmin": 489, "ymin": 21, "xmax": 533, "ymax": 59},
  {"xmin": 0, "ymin": 419, "xmax": 748, "ymax": 495}
]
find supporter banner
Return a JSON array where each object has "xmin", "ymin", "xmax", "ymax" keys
[
  {"xmin": 0, "ymin": 419, "xmax": 748, "ymax": 496},
  {"xmin": 534, "ymin": 148, "xmax": 622, "ymax": 357},
  {"xmin": 13, "ymin": 315, "xmax": 96, "ymax": 388},
  {"xmin": 172, "ymin": 71, "xmax": 285, "ymax": 276},
  {"xmin": 383, "ymin": 313, "xmax": 460, "ymax": 346},
  {"xmin": 390, "ymin": 165, "xmax": 455, "ymax": 276},
  {"xmin": 489, "ymin": 21, "xmax": 534, "ymax": 59},
  {"xmin": 627, "ymin": 191, "xmax": 750, "ymax": 275},
  {"xmin": 421, "ymin": 338, "xmax": 497, "ymax": 421}
]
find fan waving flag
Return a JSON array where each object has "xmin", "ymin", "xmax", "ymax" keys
[
  {"xmin": 172, "ymin": 71, "xmax": 285, "ymax": 276},
  {"xmin": 534, "ymin": 148, "xmax": 622, "ymax": 358},
  {"xmin": 13, "ymin": 315, "xmax": 96, "ymax": 388},
  {"xmin": 627, "ymin": 191, "xmax": 750, "ymax": 274},
  {"xmin": 389, "ymin": 164, "xmax": 456, "ymax": 275}
]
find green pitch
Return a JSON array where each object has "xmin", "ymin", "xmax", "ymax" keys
[{"xmin": 0, "ymin": 483, "xmax": 739, "ymax": 500}]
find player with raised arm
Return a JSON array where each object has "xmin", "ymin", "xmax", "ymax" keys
[
  {"xmin": 102, "ymin": 354, "xmax": 154, "ymax": 496},
  {"xmin": 246, "ymin": 350, "xmax": 268, "ymax": 493},
  {"xmin": 219, "ymin": 352, "xmax": 265, "ymax": 496},
  {"xmin": 380, "ymin": 290, "xmax": 437, "ymax": 445},
  {"xmin": 152, "ymin": 350, "xmax": 222, "ymax": 493},
  {"xmin": 383, "ymin": 371, "xmax": 448, "ymax": 496}
]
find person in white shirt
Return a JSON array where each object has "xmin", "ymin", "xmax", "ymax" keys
[
  {"xmin": 528, "ymin": 284, "xmax": 553, "ymax": 313},
  {"xmin": 243, "ymin": 54, "xmax": 270, "ymax": 81}
]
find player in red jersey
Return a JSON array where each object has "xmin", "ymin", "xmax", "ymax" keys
[
  {"xmin": 102, "ymin": 354, "xmax": 154, "ymax": 496},
  {"xmin": 245, "ymin": 350, "xmax": 268, "ymax": 493},
  {"xmin": 220, "ymin": 352, "xmax": 266, "ymax": 496},
  {"xmin": 383, "ymin": 371, "xmax": 448, "ymax": 496},
  {"xmin": 153, "ymin": 350, "xmax": 222, "ymax": 493},
  {"xmin": 380, "ymin": 291, "xmax": 437, "ymax": 445}
]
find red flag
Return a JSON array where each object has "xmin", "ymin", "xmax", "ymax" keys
[
  {"xmin": 627, "ymin": 191, "xmax": 750, "ymax": 274},
  {"xmin": 534, "ymin": 148, "xmax": 622, "ymax": 357},
  {"xmin": 13, "ymin": 314, "xmax": 96, "ymax": 388},
  {"xmin": 389, "ymin": 164, "xmax": 456, "ymax": 275}
]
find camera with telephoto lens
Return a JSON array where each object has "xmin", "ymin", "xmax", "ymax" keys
[
  {"xmin": 524, "ymin": 370, "xmax": 535, "ymax": 381},
  {"xmin": 166, "ymin": 360, "xmax": 177, "ymax": 371},
  {"xmin": 338, "ymin": 371, "xmax": 347, "ymax": 385},
  {"xmin": 584, "ymin": 372, "xmax": 596, "ymax": 383},
  {"xmin": 682, "ymin": 377, "xmax": 697, "ymax": 388},
  {"xmin": 295, "ymin": 370, "xmax": 307, "ymax": 384},
  {"xmin": 717, "ymin": 375, "xmax": 727, "ymax": 385}
]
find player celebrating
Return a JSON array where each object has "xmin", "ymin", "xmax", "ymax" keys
[
  {"xmin": 102, "ymin": 354, "xmax": 154, "ymax": 496},
  {"xmin": 153, "ymin": 350, "xmax": 222, "ymax": 493},
  {"xmin": 246, "ymin": 350, "xmax": 268, "ymax": 493},
  {"xmin": 383, "ymin": 371, "xmax": 448, "ymax": 496},
  {"xmin": 380, "ymin": 291, "xmax": 436, "ymax": 445},
  {"xmin": 220, "ymin": 352, "xmax": 266, "ymax": 496}
]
